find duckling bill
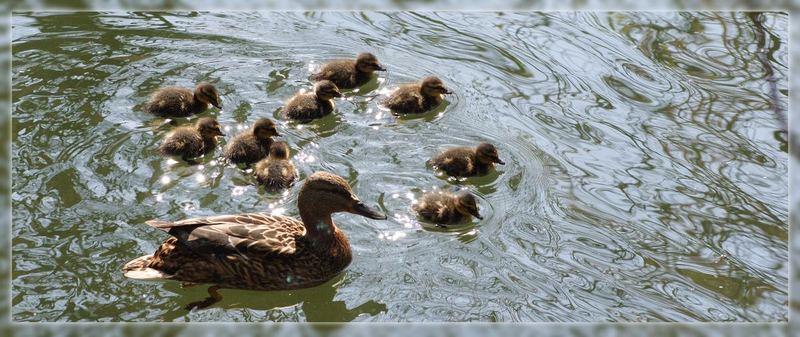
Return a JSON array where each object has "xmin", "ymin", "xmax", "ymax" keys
[
  {"xmin": 430, "ymin": 143, "xmax": 505, "ymax": 177},
  {"xmin": 222, "ymin": 118, "xmax": 280, "ymax": 165},
  {"xmin": 144, "ymin": 82, "xmax": 222, "ymax": 117},
  {"xmin": 254, "ymin": 141, "xmax": 298, "ymax": 192},
  {"xmin": 311, "ymin": 52, "xmax": 385, "ymax": 89},
  {"xmin": 122, "ymin": 171, "xmax": 387, "ymax": 310},
  {"xmin": 413, "ymin": 190, "xmax": 483, "ymax": 226},
  {"xmin": 158, "ymin": 117, "xmax": 224, "ymax": 161},
  {"xmin": 281, "ymin": 81, "xmax": 342, "ymax": 122},
  {"xmin": 381, "ymin": 76, "xmax": 451, "ymax": 114}
]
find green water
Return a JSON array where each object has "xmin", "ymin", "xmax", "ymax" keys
[{"xmin": 11, "ymin": 11, "xmax": 788, "ymax": 322}]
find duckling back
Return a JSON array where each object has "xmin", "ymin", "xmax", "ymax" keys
[
  {"xmin": 159, "ymin": 126, "xmax": 207, "ymax": 158},
  {"xmin": 282, "ymin": 93, "xmax": 334, "ymax": 122},
  {"xmin": 430, "ymin": 146, "xmax": 482, "ymax": 177},
  {"xmin": 145, "ymin": 87, "xmax": 201, "ymax": 117},
  {"xmin": 254, "ymin": 157, "xmax": 297, "ymax": 192},
  {"xmin": 223, "ymin": 133, "xmax": 272, "ymax": 165},
  {"xmin": 382, "ymin": 84, "xmax": 442, "ymax": 114}
]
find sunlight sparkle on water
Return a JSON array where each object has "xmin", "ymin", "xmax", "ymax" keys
[
  {"xmin": 165, "ymin": 158, "xmax": 179, "ymax": 167},
  {"xmin": 379, "ymin": 231, "xmax": 407, "ymax": 241},
  {"xmin": 160, "ymin": 175, "xmax": 171, "ymax": 184},
  {"xmin": 195, "ymin": 174, "xmax": 206, "ymax": 183},
  {"xmin": 231, "ymin": 186, "xmax": 247, "ymax": 197}
]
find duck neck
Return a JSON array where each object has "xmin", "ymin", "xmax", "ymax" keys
[
  {"xmin": 298, "ymin": 195, "xmax": 338, "ymax": 246},
  {"xmin": 191, "ymin": 94, "xmax": 208, "ymax": 113}
]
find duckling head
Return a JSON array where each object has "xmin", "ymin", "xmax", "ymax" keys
[
  {"xmin": 299, "ymin": 172, "xmax": 388, "ymax": 220},
  {"xmin": 355, "ymin": 52, "xmax": 386, "ymax": 73},
  {"xmin": 475, "ymin": 143, "xmax": 505, "ymax": 165},
  {"xmin": 454, "ymin": 191, "xmax": 483, "ymax": 220},
  {"xmin": 253, "ymin": 118, "xmax": 280, "ymax": 140},
  {"xmin": 314, "ymin": 80, "xmax": 343, "ymax": 100},
  {"xmin": 420, "ymin": 76, "xmax": 452, "ymax": 98},
  {"xmin": 194, "ymin": 82, "xmax": 222, "ymax": 109},
  {"xmin": 269, "ymin": 141, "xmax": 290, "ymax": 160},
  {"xmin": 196, "ymin": 117, "xmax": 225, "ymax": 139}
]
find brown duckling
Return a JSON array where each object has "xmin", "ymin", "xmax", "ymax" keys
[
  {"xmin": 158, "ymin": 117, "xmax": 225, "ymax": 160},
  {"xmin": 413, "ymin": 190, "xmax": 483, "ymax": 226},
  {"xmin": 281, "ymin": 81, "xmax": 343, "ymax": 122},
  {"xmin": 430, "ymin": 143, "xmax": 505, "ymax": 177},
  {"xmin": 254, "ymin": 142, "xmax": 298, "ymax": 192},
  {"xmin": 311, "ymin": 52, "xmax": 386, "ymax": 89},
  {"xmin": 222, "ymin": 118, "xmax": 280, "ymax": 165},
  {"xmin": 381, "ymin": 76, "xmax": 452, "ymax": 114},
  {"xmin": 144, "ymin": 82, "xmax": 222, "ymax": 117},
  {"xmin": 122, "ymin": 171, "xmax": 388, "ymax": 310}
]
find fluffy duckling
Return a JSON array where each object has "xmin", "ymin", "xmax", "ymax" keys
[
  {"xmin": 413, "ymin": 190, "xmax": 483, "ymax": 226},
  {"xmin": 144, "ymin": 82, "xmax": 222, "ymax": 117},
  {"xmin": 430, "ymin": 143, "xmax": 505, "ymax": 177},
  {"xmin": 122, "ymin": 171, "xmax": 388, "ymax": 310},
  {"xmin": 222, "ymin": 118, "xmax": 280, "ymax": 165},
  {"xmin": 281, "ymin": 81, "xmax": 342, "ymax": 122},
  {"xmin": 158, "ymin": 117, "xmax": 224, "ymax": 160},
  {"xmin": 311, "ymin": 52, "xmax": 386, "ymax": 89},
  {"xmin": 254, "ymin": 142, "xmax": 298, "ymax": 192},
  {"xmin": 381, "ymin": 76, "xmax": 452, "ymax": 114}
]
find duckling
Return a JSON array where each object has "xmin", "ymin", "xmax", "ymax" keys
[
  {"xmin": 254, "ymin": 142, "xmax": 298, "ymax": 192},
  {"xmin": 158, "ymin": 117, "xmax": 225, "ymax": 161},
  {"xmin": 222, "ymin": 118, "xmax": 280, "ymax": 165},
  {"xmin": 281, "ymin": 81, "xmax": 342, "ymax": 122},
  {"xmin": 311, "ymin": 52, "xmax": 386, "ymax": 89},
  {"xmin": 381, "ymin": 76, "xmax": 452, "ymax": 114},
  {"xmin": 430, "ymin": 143, "xmax": 505, "ymax": 178},
  {"xmin": 144, "ymin": 82, "xmax": 222, "ymax": 117},
  {"xmin": 122, "ymin": 171, "xmax": 388, "ymax": 310},
  {"xmin": 413, "ymin": 190, "xmax": 483, "ymax": 226}
]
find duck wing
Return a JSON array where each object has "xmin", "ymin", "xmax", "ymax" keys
[{"xmin": 145, "ymin": 213, "xmax": 305, "ymax": 256}]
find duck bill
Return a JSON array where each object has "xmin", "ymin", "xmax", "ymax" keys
[
  {"xmin": 442, "ymin": 88, "xmax": 453, "ymax": 95},
  {"xmin": 472, "ymin": 211, "xmax": 484, "ymax": 220},
  {"xmin": 376, "ymin": 64, "xmax": 387, "ymax": 71},
  {"xmin": 495, "ymin": 158, "xmax": 505, "ymax": 165},
  {"xmin": 212, "ymin": 101, "xmax": 222, "ymax": 109},
  {"xmin": 333, "ymin": 91, "xmax": 343, "ymax": 98},
  {"xmin": 215, "ymin": 130, "xmax": 226, "ymax": 137},
  {"xmin": 352, "ymin": 202, "xmax": 387, "ymax": 220}
]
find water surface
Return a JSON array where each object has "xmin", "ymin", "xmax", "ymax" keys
[{"xmin": 11, "ymin": 11, "xmax": 788, "ymax": 322}]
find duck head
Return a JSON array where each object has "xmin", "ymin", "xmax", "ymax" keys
[
  {"xmin": 195, "ymin": 82, "xmax": 222, "ymax": 109},
  {"xmin": 454, "ymin": 190, "xmax": 483, "ymax": 220},
  {"xmin": 420, "ymin": 76, "xmax": 452, "ymax": 97},
  {"xmin": 253, "ymin": 118, "xmax": 280, "ymax": 141},
  {"xmin": 196, "ymin": 117, "xmax": 225, "ymax": 139},
  {"xmin": 269, "ymin": 141, "xmax": 290, "ymax": 160},
  {"xmin": 314, "ymin": 80, "xmax": 343, "ymax": 100},
  {"xmin": 298, "ymin": 172, "xmax": 387, "ymax": 222},
  {"xmin": 355, "ymin": 52, "xmax": 386, "ymax": 73},
  {"xmin": 475, "ymin": 143, "xmax": 505, "ymax": 165}
]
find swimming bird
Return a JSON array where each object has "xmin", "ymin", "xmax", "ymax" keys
[
  {"xmin": 122, "ymin": 171, "xmax": 387, "ymax": 310},
  {"xmin": 222, "ymin": 118, "xmax": 280, "ymax": 165},
  {"xmin": 158, "ymin": 117, "xmax": 224, "ymax": 161},
  {"xmin": 311, "ymin": 52, "xmax": 386, "ymax": 89},
  {"xmin": 144, "ymin": 82, "xmax": 222, "ymax": 117},
  {"xmin": 254, "ymin": 141, "xmax": 298, "ymax": 192},
  {"xmin": 413, "ymin": 190, "xmax": 483, "ymax": 226},
  {"xmin": 281, "ymin": 81, "xmax": 342, "ymax": 122},
  {"xmin": 430, "ymin": 143, "xmax": 505, "ymax": 177},
  {"xmin": 381, "ymin": 76, "xmax": 451, "ymax": 114}
]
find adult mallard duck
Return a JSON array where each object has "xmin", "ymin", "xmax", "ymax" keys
[
  {"xmin": 281, "ymin": 80, "xmax": 342, "ymax": 122},
  {"xmin": 158, "ymin": 117, "xmax": 225, "ymax": 161},
  {"xmin": 413, "ymin": 190, "xmax": 483, "ymax": 226},
  {"xmin": 144, "ymin": 82, "xmax": 222, "ymax": 117},
  {"xmin": 311, "ymin": 52, "xmax": 386, "ymax": 89},
  {"xmin": 222, "ymin": 118, "xmax": 280, "ymax": 165},
  {"xmin": 430, "ymin": 143, "xmax": 505, "ymax": 177},
  {"xmin": 122, "ymin": 171, "xmax": 387, "ymax": 310},
  {"xmin": 381, "ymin": 76, "xmax": 451, "ymax": 114},
  {"xmin": 254, "ymin": 141, "xmax": 298, "ymax": 192}
]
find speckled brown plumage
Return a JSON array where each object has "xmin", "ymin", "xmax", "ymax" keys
[
  {"xmin": 222, "ymin": 118, "xmax": 280, "ymax": 165},
  {"xmin": 310, "ymin": 53, "xmax": 386, "ymax": 89},
  {"xmin": 381, "ymin": 76, "xmax": 451, "ymax": 114},
  {"xmin": 430, "ymin": 143, "xmax": 505, "ymax": 177},
  {"xmin": 122, "ymin": 172, "xmax": 387, "ymax": 309},
  {"xmin": 413, "ymin": 190, "xmax": 483, "ymax": 225},
  {"xmin": 281, "ymin": 81, "xmax": 342, "ymax": 122},
  {"xmin": 144, "ymin": 82, "xmax": 222, "ymax": 117},
  {"xmin": 158, "ymin": 117, "xmax": 224, "ymax": 160},
  {"xmin": 254, "ymin": 142, "xmax": 297, "ymax": 192}
]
